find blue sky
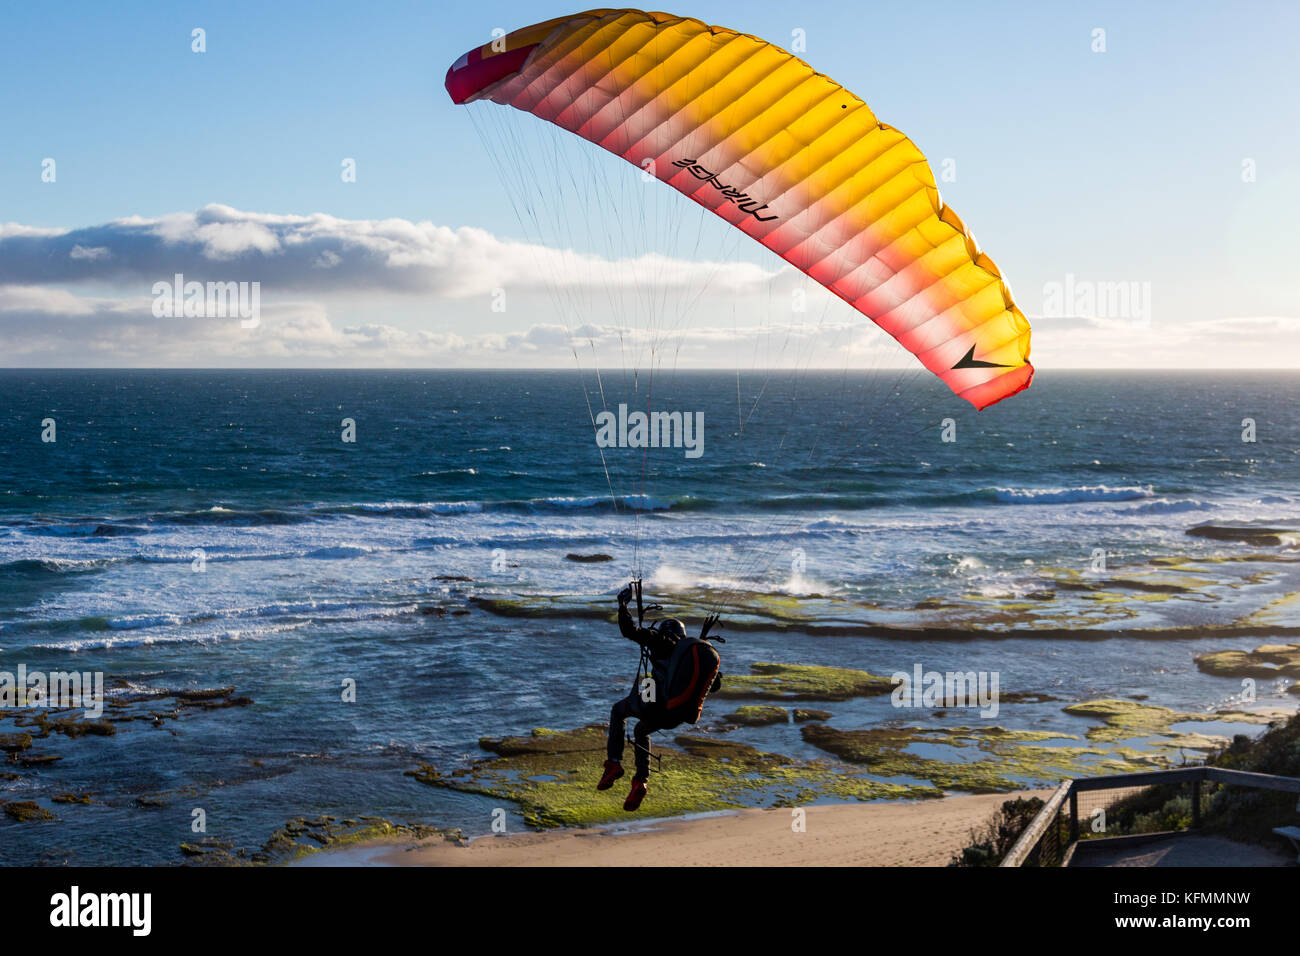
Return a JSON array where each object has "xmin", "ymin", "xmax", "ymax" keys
[{"xmin": 2, "ymin": 0, "xmax": 1298, "ymax": 368}]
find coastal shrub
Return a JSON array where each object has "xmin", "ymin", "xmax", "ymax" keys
[
  {"xmin": 1097, "ymin": 715, "xmax": 1300, "ymax": 847},
  {"xmin": 949, "ymin": 796, "xmax": 1045, "ymax": 866},
  {"xmin": 1202, "ymin": 715, "xmax": 1300, "ymax": 845},
  {"xmin": 1128, "ymin": 795, "xmax": 1193, "ymax": 834},
  {"xmin": 1096, "ymin": 785, "xmax": 1189, "ymax": 837}
]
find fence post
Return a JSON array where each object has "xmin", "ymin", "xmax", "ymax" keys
[
  {"xmin": 1069, "ymin": 787, "xmax": 1079, "ymax": 844},
  {"xmin": 1191, "ymin": 779, "xmax": 1201, "ymax": 829}
]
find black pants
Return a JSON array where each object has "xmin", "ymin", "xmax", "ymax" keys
[{"xmin": 608, "ymin": 691, "xmax": 666, "ymax": 781}]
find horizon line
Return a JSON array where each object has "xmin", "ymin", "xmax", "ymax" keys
[{"xmin": 1, "ymin": 367, "xmax": 1298, "ymax": 374}]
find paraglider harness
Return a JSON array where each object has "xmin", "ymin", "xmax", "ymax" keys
[{"xmin": 625, "ymin": 579, "xmax": 724, "ymax": 774}]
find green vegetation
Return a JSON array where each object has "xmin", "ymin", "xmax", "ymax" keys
[
  {"xmin": 1239, "ymin": 593, "xmax": 1300, "ymax": 627},
  {"xmin": 405, "ymin": 690, "xmax": 1271, "ymax": 830},
  {"xmin": 801, "ymin": 723, "xmax": 1160, "ymax": 793},
  {"xmin": 949, "ymin": 796, "xmax": 1046, "ymax": 867},
  {"xmin": 792, "ymin": 709, "xmax": 832, "ymax": 722},
  {"xmin": 1052, "ymin": 713, "xmax": 1300, "ymax": 850},
  {"xmin": 1043, "ymin": 566, "xmax": 1214, "ymax": 595},
  {"xmin": 468, "ymin": 592, "xmax": 841, "ymax": 631},
  {"xmin": 1186, "ymin": 525, "xmax": 1298, "ymax": 547},
  {"xmin": 1202, "ymin": 713, "xmax": 1300, "ymax": 845},
  {"xmin": 1194, "ymin": 642, "xmax": 1300, "ymax": 679},
  {"xmin": 717, "ymin": 662, "xmax": 894, "ymax": 701},
  {"xmin": 721, "ymin": 705, "xmax": 789, "ymax": 726},
  {"xmin": 179, "ymin": 815, "xmax": 462, "ymax": 865},
  {"xmin": 409, "ymin": 725, "xmax": 936, "ymax": 828},
  {"xmin": 51, "ymin": 792, "xmax": 94, "ymax": 804},
  {"xmin": 2, "ymin": 800, "xmax": 55, "ymax": 823},
  {"xmin": 1091, "ymin": 788, "xmax": 1196, "ymax": 838},
  {"xmin": 0, "ymin": 683, "xmax": 254, "ymax": 782},
  {"xmin": 1062, "ymin": 698, "xmax": 1275, "ymax": 745},
  {"xmin": 0, "ymin": 733, "xmax": 32, "ymax": 752}
]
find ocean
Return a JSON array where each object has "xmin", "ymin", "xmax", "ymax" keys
[{"xmin": 1, "ymin": 369, "xmax": 1298, "ymax": 864}]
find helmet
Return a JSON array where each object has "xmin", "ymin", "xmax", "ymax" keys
[{"xmin": 656, "ymin": 618, "xmax": 686, "ymax": 640}]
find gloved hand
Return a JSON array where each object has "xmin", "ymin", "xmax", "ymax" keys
[{"xmin": 617, "ymin": 584, "xmax": 635, "ymax": 605}]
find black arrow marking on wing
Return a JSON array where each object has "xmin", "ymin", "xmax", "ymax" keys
[{"xmin": 952, "ymin": 345, "xmax": 1012, "ymax": 370}]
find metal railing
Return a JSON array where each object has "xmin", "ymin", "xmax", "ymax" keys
[{"xmin": 1001, "ymin": 767, "xmax": 1300, "ymax": 867}]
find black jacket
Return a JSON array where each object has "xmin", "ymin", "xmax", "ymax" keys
[
  {"xmin": 617, "ymin": 602, "xmax": 677, "ymax": 662},
  {"xmin": 617, "ymin": 601, "xmax": 723, "ymax": 696}
]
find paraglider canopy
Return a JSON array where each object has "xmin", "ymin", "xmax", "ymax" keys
[{"xmin": 445, "ymin": 7, "xmax": 1033, "ymax": 409}]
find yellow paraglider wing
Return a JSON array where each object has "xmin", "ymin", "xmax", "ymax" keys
[{"xmin": 446, "ymin": 8, "xmax": 1033, "ymax": 409}]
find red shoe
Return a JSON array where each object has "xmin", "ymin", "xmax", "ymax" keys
[
  {"xmin": 596, "ymin": 760, "xmax": 624, "ymax": 791},
  {"xmin": 623, "ymin": 778, "xmax": 648, "ymax": 811}
]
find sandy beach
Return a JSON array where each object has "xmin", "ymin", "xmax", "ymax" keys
[{"xmin": 302, "ymin": 791, "xmax": 1052, "ymax": 867}]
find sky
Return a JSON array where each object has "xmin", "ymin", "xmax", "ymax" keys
[{"xmin": 1, "ymin": 0, "xmax": 1298, "ymax": 370}]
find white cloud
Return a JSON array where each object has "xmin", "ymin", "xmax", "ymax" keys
[
  {"xmin": 1, "ymin": 206, "xmax": 1297, "ymax": 369},
  {"xmin": 1029, "ymin": 313, "xmax": 1300, "ymax": 368},
  {"xmin": 69, "ymin": 244, "xmax": 111, "ymax": 261},
  {"xmin": 0, "ymin": 282, "xmax": 902, "ymax": 368},
  {"xmin": 0, "ymin": 204, "xmax": 786, "ymax": 299}
]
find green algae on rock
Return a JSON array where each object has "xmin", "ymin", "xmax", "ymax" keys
[
  {"xmin": 1062, "ymin": 698, "xmax": 1278, "ymax": 744},
  {"xmin": 0, "ymin": 732, "xmax": 33, "ymax": 752},
  {"xmin": 14, "ymin": 753, "xmax": 60, "ymax": 767},
  {"xmin": 1187, "ymin": 524, "xmax": 1300, "ymax": 547},
  {"xmin": 717, "ymin": 662, "xmax": 894, "ymax": 701},
  {"xmin": 800, "ymin": 723, "xmax": 1160, "ymax": 792},
  {"xmin": 51, "ymin": 792, "xmax": 94, "ymax": 804},
  {"xmin": 411, "ymin": 724, "xmax": 938, "ymax": 828},
  {"xmin": 3, "ymin": 800, "xmax": 55, "ymax": 822},
  {"xmin": 1043, "ymin": 566, "xmax": 1212, "ymax": 595},
  {"xmin": 1239, "ymin": 593, "xmax": 1300, "ymax": 628},
  {"xmin": 4, "ymin": 683, "xmax": 252, "ymax": 739},
  {"xmin": 721, "ymin": 705, "xmax": 789, "ymax": 726},
  {"xmin": 0, "ymin": 682, "xmax": 255, "ymax": 784},
  {"xmin": 793, "ymin": 708, "xmax": 833, "ymax": 722},
  {"xmin": 48, "ymin": 717, "xmax": 117, "ymax": 738},
  {"xmin": 1195, "ymin": 643, "xmax": 1300, "ymax": 679},
  {"xmin": 1000, "ymin": 692, "xmax": 1063, "ymax": 704},
  {"xmin": 181, "ymin": 815, "xmax": 462, "ymax": 866}
]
